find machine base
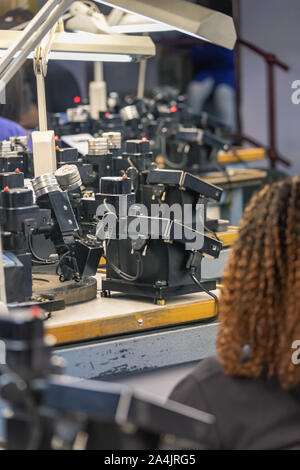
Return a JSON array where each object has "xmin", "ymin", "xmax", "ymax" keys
[
  {"xmin": 101, "ymin": 278, "xmax": 216, "ymax": 305},
  {"xmin": 32, "ymin": 272, "xmax": 98, "ymax": 307}
]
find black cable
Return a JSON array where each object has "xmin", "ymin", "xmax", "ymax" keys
[
  {"xmin": 56, "ymin": 250, "xmax": 71, "ymax": 277},
  {"xmin": 188, "ymin": 268, "xmax": 219, "ymax": 319},
  {"xmin": 231, "ymin": 146, "xmax": 247, "ymax": 164},
  {"xmin": 28, "ymin": 233, "xmax": 57, "ymax": 265},
  {"xmin": 104, "ymin": 241, "xmax": 144, "ymax": 282},
  {"xmin": 162, "ymin": 141, "xmax": 190, "ymax": 170},
  {"xmin": 125, "ymin": 165, "xmax": 139, "ymax": 193},
  {"xmin": 107, "ymin": 252, "xmax": 143, "ymax": 282},
  {"xmin": 204, "ymin": 224, "xmax": 221, "ymax": 242}
]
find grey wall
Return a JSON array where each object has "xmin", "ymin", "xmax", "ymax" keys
[{"xmin": 240, "ymin": 0, "xmax": 300, "ymax": 175}]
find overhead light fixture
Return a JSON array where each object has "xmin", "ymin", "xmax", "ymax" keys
[
  {"xmin": 0, "ymin": 48, "xmax": 133, "ymax": 62},
  {"xmin": 0, "ymin": 30, "xmax": 155, "ymax": 62},
  {"xmin": 109, "ymin": 12, "xmax": 174, "ymax": 34},
  {"xmin": 110, "ymin": 22, "xmax": 174, "ymax": 34},
  {"xmin": 0, "ymin": 1, "xmax": 156, "ymax": 179},
  {"xmin": 95, "ymin": 0, "xmax": 237, "ymax": 49}
]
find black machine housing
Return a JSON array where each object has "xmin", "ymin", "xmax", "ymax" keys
[{"xmin": 100, "ymin": 140, "xmax": 224, "ymax": 304}]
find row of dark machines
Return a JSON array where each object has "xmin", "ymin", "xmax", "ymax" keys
[
  {"xmin": 0, "ymin": 87, "xmax": 230, "ymax": 311},
  {"xmin": 0, "ymin": 89, "xmax": 228, "ymax": 449}
]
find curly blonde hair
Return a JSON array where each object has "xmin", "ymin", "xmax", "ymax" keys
[{"xmin": 217, "ymin": 177, "xmax": 300, "ymax": 389}]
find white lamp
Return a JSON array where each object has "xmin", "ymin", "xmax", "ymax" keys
[
  {"xmin": 0, "ymin": 30, "xmax": 155, "ymax": 62},
  {"xmin": 107, "ymin": 9, "xmax": 174, "ymax": 34},
  {"xmin": 98, "ymin": 0, "xmax": 237, "ymax": 99},
  {"xmin": 95, "ymin": 0, "xmax": 237, "ymax": 50}
]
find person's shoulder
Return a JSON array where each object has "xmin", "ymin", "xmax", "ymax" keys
[
  {"xmin": 190, "ymin": 357, "xmax": 224, "ymax": 384},
  {"xmin": 169, "ymin": 358, "xmax": 224, "ymax": 412},
  {"xmin": 0, "ymin": 117, "xmax": 26, "ymax": 135}
]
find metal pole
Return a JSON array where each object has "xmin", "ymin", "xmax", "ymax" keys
[
  {"xmin": 94, "ymin": 61, "xmax": 104, "ymax": 82},
  {"xmin": 36, "ymin": 72, "xmax": 48, "ymax": 131},
  {"xmin": 0, "ymin": 232, "xmax": 7, "ymax": 310},
  {"xmin": 267, "ymin": 61, "xmax": 276, "ymax": 168},
  {"xmin": 137, "ymin": 59, "xmax": 147, "ymax": 99}
]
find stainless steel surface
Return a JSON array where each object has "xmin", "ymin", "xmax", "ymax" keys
[
  {"xmin": 88, "ymin": 137, "xmax": 109, "ymax": 156},
  {"xmin": 66, "ymin": 105, "xmax": 90, "ymax": 123},
  {"xmin": 102, "ymin": 131, "xmax": 122, "ymax": 150},
  {"xmin": 0, "ymin": 141, "xmax": 11, "ymax": 156},
  {"xmin": 32, "ymin": 173, "xmax": 61, "ymax": 199},
  {"xmin": 55, "ymin": 164, "xmax": 82, "ymax": 191},
  {"xmin": 120, "ymin": 105, "xmax": 139, "ymax": 121},
  {"xmin": 56, "ymin": 322, "xmax": 218, "ymax": 379},
  {"xmin": 9, "ymin": 136, "xmax": 29, "ymax": 152}
]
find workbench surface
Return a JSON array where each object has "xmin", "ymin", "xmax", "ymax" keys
[
  {"xmin": 218, "ymin": 147, "xmax": 265, "ymax": 164},
  {"xmin": 204, "ymin": 168, "xmax": 267, "ymax": 188},
  {"xmin": 46, "ymin": 278, "xmax": 218, "ymax": 345},
  {"xmin": 46, "ymin": 229, "xmax": 237, "ymax": 346}
]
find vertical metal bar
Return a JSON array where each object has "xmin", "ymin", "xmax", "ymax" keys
[
  {"xmin": 94, "ymin": 61, "xmax": 104, "ymax": 82},
  {"xmin": 232, "ymin": 0, "xmax": 242, "ymax": 141},
  {"xmin": 36, "ymin": 72, "xmax": 48, "ymax": 131},
  {"xmin": 0, "ymin": 231, "xmax": 7, "ymax": 309},
  {"xmin": 267, "ymin": 62, "xmax": 277, "ymax": 168},
  {"xmin": 137, "ymin": 59, "xmax": 147, "ymax": 99}
]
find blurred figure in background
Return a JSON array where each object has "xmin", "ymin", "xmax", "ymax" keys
[
  {"xmin": 0, "ymin": 70, "xmax": 32, "ymax": 146},
  {"xmin": 187, "ymin": 0, "xmax": 237, "ymax": 131},
  {"xmin": 0, "ymin": 7, "xmax": 81, "ymax": 131}
]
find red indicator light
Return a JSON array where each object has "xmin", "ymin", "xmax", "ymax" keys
[
  {"xmin": 30, "ymin": 306, "xmax": 41, "ymax": 319},
  {"xmin": 171, "ymin": 106, "xmax": 178, "ymax": 113},
  {"xmin": 74, "ymin": 96, "xmax": 81, "ymax": 104}
]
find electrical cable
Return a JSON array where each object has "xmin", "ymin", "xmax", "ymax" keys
[
  {"xmin": 107, "ymin": 251, "xmax": 143, "ymax": 282},
  {"xmin": 188, "ymin": 268, "xmax": 219, "ymax": 319},
  {"xmin": 56, "ymin": 250, "xmax": 72, "ymax": 277},
  {"xmin": 104, "ymin": 240, "xmax": 143, "ymax": 282},
  {"xmin": 28, "ymin": 233, "xmax": 57, "ymax": 265},
  {"xmin": 125, "ymin": 164, "xmax": 139, "ymax": 193},
  {"xmin": 204, "ymin": 224, "xmax": 221, "ymax": 242}
]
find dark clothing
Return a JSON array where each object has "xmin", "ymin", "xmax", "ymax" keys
[
  {"xmin": 45, "ymin": 62, "xmax": 81, "ymax": 113},
  {"xmin": 24, "ymin": 61, "xmax": 81, "ymax": 114},
  {"xmin": 191, "ymin": 44, "xmax": 235, "ymax": 89},
  {"xmin": 169, "ymin": 357, "xmax": 300, "ymax": 450}
]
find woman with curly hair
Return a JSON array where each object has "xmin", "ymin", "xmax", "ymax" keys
[{"xmin": 170, "ymin": 177, "xmax": 300, "ymax": 449}]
